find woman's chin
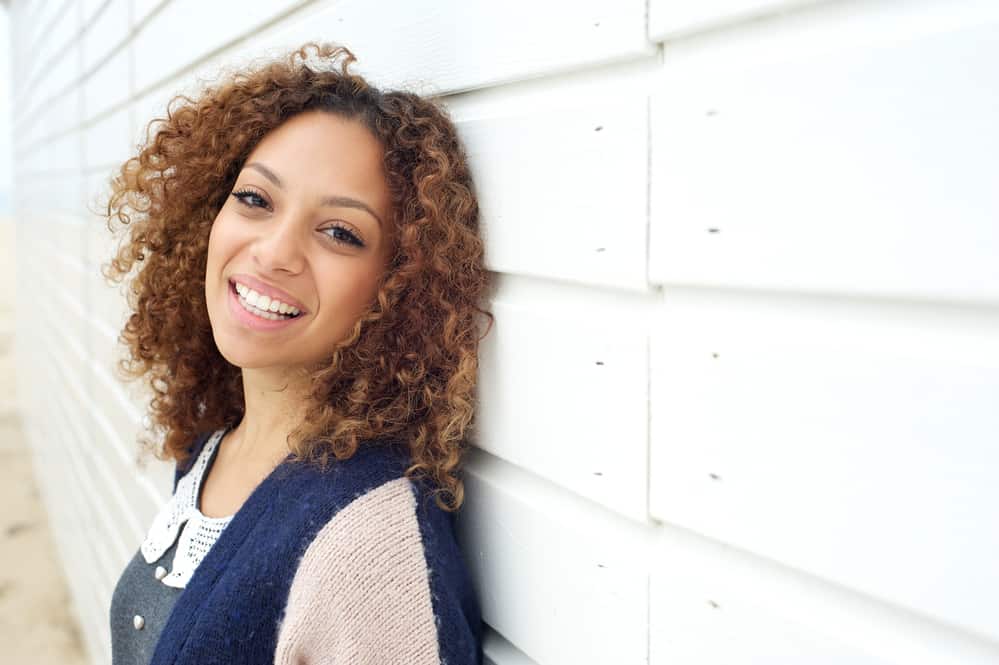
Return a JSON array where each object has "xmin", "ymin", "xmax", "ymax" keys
[
  {"xmin": 233, "ymin": 356, "xmax": 282, "ymax": 372},
  {"xmin": 214, "ymin": 341, "xmax": 280, "ymax": 371}
]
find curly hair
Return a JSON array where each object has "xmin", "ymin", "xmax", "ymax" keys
[{"xmin": 101, "ymin": 42, "xmax": 494, "ymax": 512}]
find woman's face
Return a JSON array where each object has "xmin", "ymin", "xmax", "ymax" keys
[{"xmin": 205, "ymin": 110, "xmax": 393, "ymax": 372}]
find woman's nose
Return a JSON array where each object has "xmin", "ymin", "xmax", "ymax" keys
[{"xmin": 252, "ymin": 213, "xmax": 306, "ymax": 274}]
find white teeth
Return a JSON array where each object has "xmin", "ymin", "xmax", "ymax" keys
[
  {"xmin": 237, "ymin": 295, "xmax": 292, "ymax": 321},
  {"xmin": 231, "ymin": 281, "xmax": 301, "ymax": 315}
]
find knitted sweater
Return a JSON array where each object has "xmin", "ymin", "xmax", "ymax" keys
[{"xmin": 115, "ymin": 429, "xmax": 483, "ymax": 664}]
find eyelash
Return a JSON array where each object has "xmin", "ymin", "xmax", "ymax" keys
[{"xmin": 230, "ymin": 189, "xmax": 365, "ymax": 248}]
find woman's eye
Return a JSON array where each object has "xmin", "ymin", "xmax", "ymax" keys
[
  {"xmin": 230, "ymin": 191, "xmax": 363, "ymax": 248},
  {"xmin": 322, "ymin": 225, "xmax": 364, "ymax": 248},
  {"xmin": 232, "ymin": 189, "xmax": 268, "ymax": 209}
]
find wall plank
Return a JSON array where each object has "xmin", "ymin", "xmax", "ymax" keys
[
  {"xmin": 457, "ymin": 448, "xmax": 651, "ymax": 665},
  {"xmin": 650, "ymin": 4, "xmax": 999, "ymax": 302},
  {"xmin": 133, "ymin": 0, "xmax": 652, "ymax": 97},
  {"xmin": 649, "ymin": 0, "xmax": 821, "ymax": 41},
  {"xmin": 459, "ymin": 99, "xmax": 648, "ymax": 289},
  {"xmin": 475, "ymin": 274, "xmax": 651, "ymax": 520},
  {"xmin": 650, "ymin": 287, "xmax": 999, "ymax": 641}
]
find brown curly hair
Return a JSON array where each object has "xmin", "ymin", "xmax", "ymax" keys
[{"xmin": 101, "ymin": 42, "xmax": 494, "ymax": 512}]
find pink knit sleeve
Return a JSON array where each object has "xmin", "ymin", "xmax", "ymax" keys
[{"xmin": 274, "ymin": 477, "xmax": 441, "ymax": 665}]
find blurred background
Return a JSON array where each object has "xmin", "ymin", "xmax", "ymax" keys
[
  {"xmin": 2, "ymin": 3, "xmax": 90, "ymax": 664},
  {"xmin": 1, "ymin": 2, "xmax": 998, "ymax": 665},
  {"xmin": 1, "ymin": 3, "xmax": 89, "ymax": 663}
]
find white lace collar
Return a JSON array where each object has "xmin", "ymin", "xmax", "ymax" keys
[{"xmin": 140, "ymin": 428, "xmax": 234, "ymax": 589}]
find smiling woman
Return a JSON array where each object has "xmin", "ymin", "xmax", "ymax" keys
[
  {"xmin": 101, "ymin": 42, "xmax": 492, "ymax": 665},
  {"xmin": 206, "ymin": 112, "xmax": 392, "ymax": 362}
]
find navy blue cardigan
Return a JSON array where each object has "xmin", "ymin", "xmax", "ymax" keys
[{"xmin": 150, "ymin": 431, "xmax": 483, "ymax": 664}]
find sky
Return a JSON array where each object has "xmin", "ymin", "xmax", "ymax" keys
[{"xmin": 0, "ymin": 7, "xmax": 11, "ymax": 216}]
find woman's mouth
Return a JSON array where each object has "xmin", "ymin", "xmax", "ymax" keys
[{"xmin": 227, "ymin": 279, "xmax": 305, "ymax": 330}]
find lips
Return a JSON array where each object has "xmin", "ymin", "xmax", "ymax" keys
[
  {"xmin": 228, "ymin": 273, "xmax": 308, "ymax": 314},
  {"xmin": 226, "ymin": 278, "xmax": 305, "ymax": 331}
]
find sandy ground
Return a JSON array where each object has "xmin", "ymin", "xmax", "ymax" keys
[{"xmin": 0, "ymin": 220, "xmax": 88, "ymax": 663}]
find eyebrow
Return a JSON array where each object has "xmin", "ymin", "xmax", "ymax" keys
[{"xmin": 244, "ymin": 162, "xmax": 384, "ymax": 229}]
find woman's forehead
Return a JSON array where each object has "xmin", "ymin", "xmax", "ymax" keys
[
  {"xmin": 248, "ymin": 112, "xmax": 383, "ymax": 176},
  {"xmin": 240, "ymin": 112, "xmax": 391, "ymax": 221}
]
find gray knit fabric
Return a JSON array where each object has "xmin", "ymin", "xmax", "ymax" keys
[
  {"xmin": 110, "ymin": 536, "xmax": 184, "ymax": 664},
  {"xmin": 111, "ymin": 440, "xmax": 225, "ymax": 664}
]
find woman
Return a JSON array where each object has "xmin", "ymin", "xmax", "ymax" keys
[{"xmin": 103, "ymin": 42, "xmax": 492, "ymax": 664}]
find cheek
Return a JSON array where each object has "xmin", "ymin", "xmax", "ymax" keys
[
  {"xmin": 316, "ymin": 263, "xmax": 385, "ymax": 320},
  {"xmin": 206, "ymin": 214, "xmax": 239, "ymax": 274}
]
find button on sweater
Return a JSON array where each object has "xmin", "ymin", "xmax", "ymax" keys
[
  {"xmin": 111, "ymin": 429, "xmax": 232, "ymax": 664},
  {"xmin": 111, "ymin": 534, "xmax": 185, "ymax": 663},
  {"xmin": 109, "ymin": 429, "xmax": 483, "ymax": 665}
]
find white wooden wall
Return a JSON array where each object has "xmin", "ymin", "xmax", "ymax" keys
[{"xmin": 7, "ymin": 1, "xmax": 999, "ymax": 663}]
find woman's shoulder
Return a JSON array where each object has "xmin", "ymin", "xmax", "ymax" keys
[{"xmin": 275, "ymin": 471, "xmax": 483, "ymax": 664}]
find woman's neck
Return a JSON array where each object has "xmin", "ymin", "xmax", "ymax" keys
[{"xmin": 227, "ymin": 365, "xmax": 310, "ymax": 469}]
